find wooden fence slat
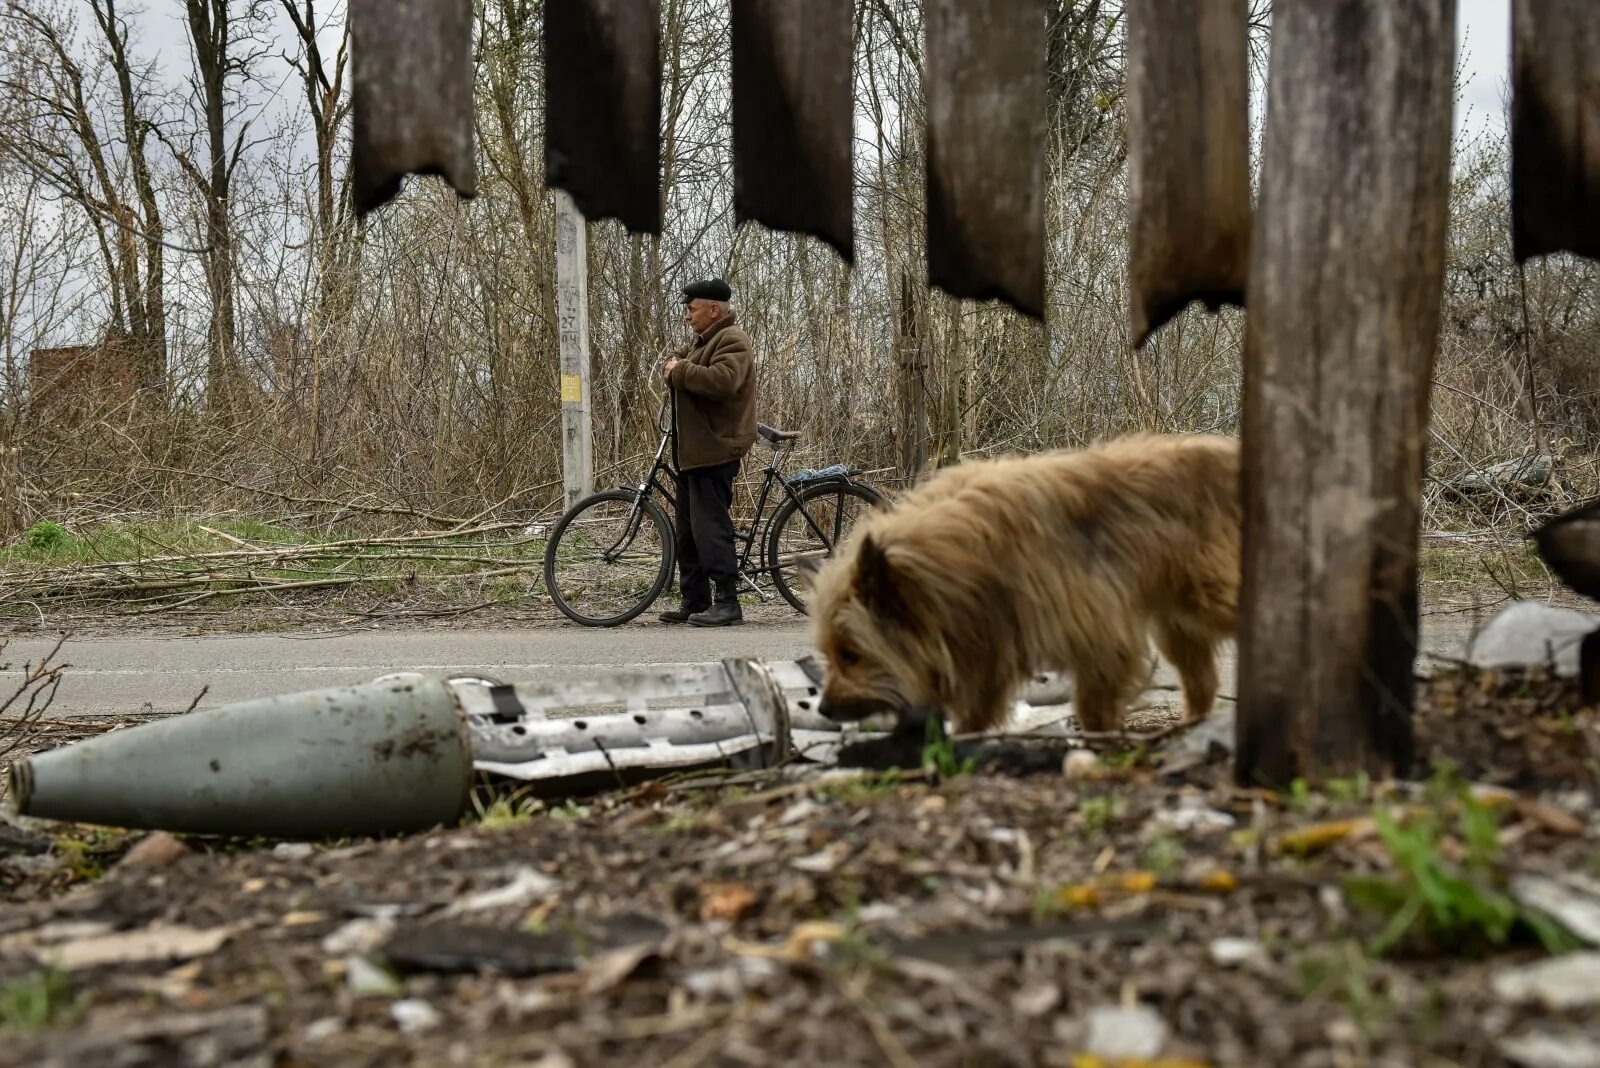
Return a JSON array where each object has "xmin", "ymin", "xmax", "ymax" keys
[
  {"xmin": 545, "ymin": 0, "xmax": 662, "ymax": 234},
  {"xmin": 924, "ymin": 0, "xmax": 1047, "ymax": 319},
  {"xmin": 1511, "ymin": 0, "xmax": 1600, "ymax": 262},
  {"xmin": 349, "ymin": 0, "xmax": 477, "ymax": 215},
  {"xmin": 1126, "ymin": 0, "xmax": 1251, "ymax": 348},
  {"xmin": 731, "ymin": 0, "xmax": 854, "ymax": 262},
  {"xmin": 1236, "ymin": 0, "xmax": 1457, "ymax": 787}
]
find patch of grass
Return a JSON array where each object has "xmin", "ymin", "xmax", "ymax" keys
[
  {"xmin": 1141, "ymin": 831, "xmax": 1185, "ymax": 880},
  {"xmin": 1288, "ymin": 772, "xmax": 1374, "ymax": 815},
  {"xmin": 1341, "ymin": 768, "xmax": 1583, "ymax": 957},
  {"xmin": 470, "ymin": 785, "xmax": 542, "ymax": 829},
  {"xmin": 1419, "ymin": 539, "xmax": 1548, "ymax": 598},
  {"xmin": 1292, "ymin": 940, "xmax": 1392, "ymax": 1037},
  {"xmin": 920, "ymin": 716, "xmax": 974, "ymax": 779},
  {"xmin": 0, "ymin": 969, "xmax": 80, "ymax": 1034},
  {"xmin": 1101, "ymin": 745, "xmax": 1149, "ymax": 771},
  {"xmin": 547, "ymin": 799, "xmax": 591, "ymax": 821},
  {"xmin": 1078, "ymin": 795, "xmax": 1123, "ymax": 835},
  {"xmin": 818, "ymin": 770, "xmax": 904, "ymax": 804},
  {"xmin": 22, "ymin": 520, "xmax": 76, "ymax": 555}
]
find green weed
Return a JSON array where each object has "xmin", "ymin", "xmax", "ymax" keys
[
  {"xmin": 920, "ymin": 716, "xmax": 974, "ymax": 779},
  {"xmin": 0, "ymin": 969, "xmax": 79, "ymax": 1034}
]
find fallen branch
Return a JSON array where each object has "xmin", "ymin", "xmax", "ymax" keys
[{"xmin": 0, "ymin": 634, "xmax": 69, "ymax": 764}]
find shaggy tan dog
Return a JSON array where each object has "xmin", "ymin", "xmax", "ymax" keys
[{"xmin": 809, "ymin": 433, "xmax": 1241, "ymax": 734}]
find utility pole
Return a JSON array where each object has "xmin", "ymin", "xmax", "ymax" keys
[{"xmin": 554, "ymin": 188, "xmax": 593, "ymax": 512}]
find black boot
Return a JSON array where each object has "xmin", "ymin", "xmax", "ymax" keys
[
  {"xmin": 689, "ymin": 581, "xmax": 742, "ymax": 627},
  {"xmin": 659, "ymin": 599, "xmax": 708, "ymax": 624}
]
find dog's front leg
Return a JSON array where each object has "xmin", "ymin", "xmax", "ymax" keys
[
  {"xmin": 1072, "ymin": 644, "xmax": 1143, "ymax": 734},
  {"xmin": 1154, "ymin": 619, "xmax": 1220, "ymax": 725}
]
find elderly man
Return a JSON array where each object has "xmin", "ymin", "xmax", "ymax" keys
[{"xmin": 659, "ymin": 277, "xmax": 758, "ymax": 627}]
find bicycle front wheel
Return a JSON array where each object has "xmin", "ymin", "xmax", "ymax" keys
[
  {"xmin": 543, "ymin": 489, "xmax": 675, "ymax": 626},
  {"xmin": 766, "ymin": 480, "xmax": 884, "ymax": 614}
]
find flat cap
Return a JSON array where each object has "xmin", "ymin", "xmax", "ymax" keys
[{"xmin": 681, "ymin": 277, "xmax": 732, "ymax": 304}]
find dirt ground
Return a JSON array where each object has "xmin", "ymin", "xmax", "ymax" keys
[{"xmin": 2, "ymin": 663, "xmax": 1599, "ymax": 1067}]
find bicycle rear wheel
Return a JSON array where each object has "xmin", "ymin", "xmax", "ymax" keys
[
  {"xmin": 766, "ymin": 479, "xmax": 884, "ymax": 614},
  {"xmin": 543, "ymin": 489, "xmax": 675, "ymax": 626}
]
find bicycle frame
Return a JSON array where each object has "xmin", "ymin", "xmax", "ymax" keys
[{"xmin": 611, "ymin": 395, "xmax": 871, "ymax": 597}]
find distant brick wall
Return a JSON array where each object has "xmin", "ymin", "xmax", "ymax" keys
[{"xmin": 28, "ymin": 344, "xmax": 137, "ymax": 423}]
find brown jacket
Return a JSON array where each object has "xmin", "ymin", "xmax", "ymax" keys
[{"xmin": 667, "ymin": 312, "xmax": 757, "ymax": 470}]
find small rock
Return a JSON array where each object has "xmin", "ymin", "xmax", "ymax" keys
[
  {"xmin": 273, "ymin": 842, "xmax": 315, "ymax": 861},
  {"xmin": 790, "ymin": 848, "xmax": 840, "ymax": 874},
  {"xmin": 119, "ymin": 832, "xmax": 190, "ymax": 871},
  {"xmin": 1081, "ymin": 1004, "xmax": 1167, "ymax": 1060},
  {"xmin": 777, "ymin": 799, "xmax": 821, "ymax": 826},
  {"xmin": 1468, "ymin": 601, "xmax": 1600, "ymax": 677},
  {"xmin": 346, "ymin": 955, "xmax": 403, "ymax": 998},
  {"xmin": 304, "ymin": 1017, "xmax": 343, "ymax": 1042},
  {"xmin": 390, "ymin": 998, "xmax": 442, "ymax": 1034},
  {"xmin": 1492, "ymin": 952, "xmax": 1600, "ymax": 1010},
  {"xmin": 441, "ymin": 867, "xmax": 558, "ymax": 917},
  {"xmin": 1511, "ymin": 874, "xmax": 1600, "ymax": 945},
  {"xmin": 855, "ymin": 903, "xmax": 901, "ymax": 926},
  {"xmin": 1062, "ymin": 750, "xmax": 1101, "ymax": 780},
  {"xmin": 321, "ymin": 918, "xmax": 396, "ymax": 957},
  {"xmin": 1498, "ymin": 1027, "xmax": 1600, "ymax": 1068},
  {"xmin": 525, "ymin": 1052, "xmax": 576, "ymax": 1068},
  {"xmin": 1209, "ymin": 937, "xmax": 1268, "ymax": 970},
  {"xmin": 1161, "ymin": 704, "xmax": 1236, "ymax": 760},
  {"xmin": 1011, "ymin": 981, "xmax": 1061, "ymax": 1018},
  {"xmin": 1153, "ymin": 796, "xmax": 1236, "ymax": 834}
]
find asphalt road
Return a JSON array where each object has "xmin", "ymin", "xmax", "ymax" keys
[
  {"xmin": 3, "ymin": 622, "xmax": 818, "ymax": 718},
  {"xmin": 2, "ymin": 612, "xmax": 1487, "ymax": 720}
]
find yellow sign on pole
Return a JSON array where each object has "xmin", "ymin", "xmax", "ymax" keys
[{"xmin": 560, "ymin": 374, "xmax": 583, "ymax": 404}]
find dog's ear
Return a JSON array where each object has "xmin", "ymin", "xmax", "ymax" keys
[{"xmin": 854, "ymin": 534, "xmax": 912, "ymax": 621}]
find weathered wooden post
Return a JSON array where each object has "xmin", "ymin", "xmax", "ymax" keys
[
  {"xmin": 554, "ymin": 190, "xmax": 594, "ymax": 512},
  {"xmin": 924, "ymin": 0, "xmax": 1046, "ymax": 318},
  {"xmin": 1125, "ymin": 0, "xmax": 1251, "ymax": 349},
  {"xmin": 1511, "ymin": 0, "xmax": 1600, "ymax": 263},
  {"xmin": 1236, "ymin": 0, "xmax": 1458, "ymax": 787}
]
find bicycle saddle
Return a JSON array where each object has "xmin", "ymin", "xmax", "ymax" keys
[{"xmin": 757, "ymin": 423, "xmax": 802, "ymax": 444}]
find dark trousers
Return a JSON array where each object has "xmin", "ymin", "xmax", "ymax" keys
[{"xmin": 674, "ymin": 460, "xmax": 741, "ymax": 608}]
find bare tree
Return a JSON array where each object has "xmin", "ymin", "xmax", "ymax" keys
[
  {"xmin": 0, "ymin": 0, "xmax": 169, "ymax": 393},
  {"xmin": 165, "ymin": 0, "xmax": 273, "ymax": 403}
]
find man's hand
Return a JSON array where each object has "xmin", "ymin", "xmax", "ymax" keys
[{"xmin": 663, "ymin": 358, "xmax": 680, "ymax": 384}]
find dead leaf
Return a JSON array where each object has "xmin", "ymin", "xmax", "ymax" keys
[
  {"xmin": 1070, "ymin": 1057, "xmax": 1212, "ymax": 1068},
  {"xmin": 1059, "ymin": 872, "xmax": 1158, "ymax": 909},
  {"xmin": 699, "ymin": 882, "xmax": 759, "ymax": 923},
  {"xmin": 281, "ymin": 911, "xmax": 328, "ymax": 928},
  {"xmin": 580, "ymin": 943, "xmax": 659, "ymax": 995},
  {"xmin": 1272, "ymin": 818, "xmax": 1375, "ymax": 856},
  {"xmin": 1194, "ymin": 870, "xmax": 1238, "ymax": 893},
  {"xmin": 442, "ymin": 868, "xmax": 558, "ymax": 917},
  {"xmin": 117, "ymin": 833, "xmax": 190, "ymax": 871},
  {"xmin": 724, "ymin": 920, "xmax": 847, "ymax": 962},
  {"xmin": 1513, "ymin": 798, "xmax": 1587, "ymax": 836},
  {"xmin": 44, "ymin": 923, "xmax": 246, "ymax": 971}
]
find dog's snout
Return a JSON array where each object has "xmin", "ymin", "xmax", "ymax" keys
[{"xmin": 817, "ymin": 692, "xmax": 888, "ymax": 723}]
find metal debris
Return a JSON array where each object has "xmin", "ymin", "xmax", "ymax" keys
[
  {"xmin": 9, "ymin": 676, "xmax": 474, "ymax": 838},
  {"xmin": 8, "ymin": 659, "xmax": 1080, "ymax": 838}
]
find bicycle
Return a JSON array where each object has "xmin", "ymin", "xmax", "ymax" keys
[{"xmin": 543, "ymin": 395, "xmax": 885, "ymax": 626}]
